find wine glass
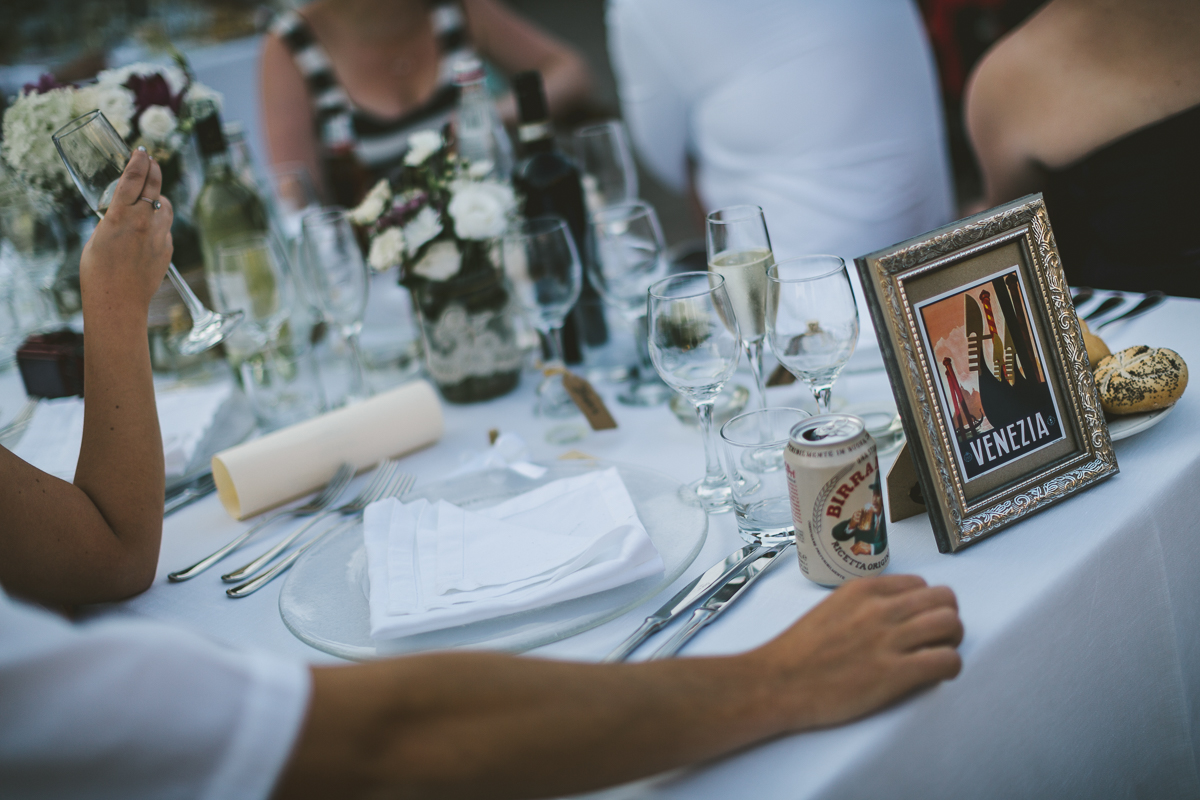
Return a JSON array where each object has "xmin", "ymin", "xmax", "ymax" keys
[
  {"xmin": 574, "ymin": 120, "xmax": 638, "ymax": 214},
  {"xmin": 300, "ymin": 207, "xmax": 371, "ymax": 402},
  {"xmin": 212, "ymin": 232, "xmax": 293, "ymax": 352},
  {"xmin": 502, "ymin": 216, "xmax": 583, "ymax": 421},
  {"xmin": 766, "ymin": 255, "xmax": 859, "ymax": 414},
  {"xmin": 0, "ymin": 189, "xmax": 66, "ymax": 333},
  {"xmin": 587, "ymin": 200, "xmax": 672, "ymax": 406},
  {"xmin": 51, "ymin": 110, "xmax": 243, "ymax": 354},
  {"xmin": 706, "ymin": 205, "xmax": 773, "ymax": 411},
  {"xmin": 647, "ymin": 272, "xmax": 741, "ymax": 512}
]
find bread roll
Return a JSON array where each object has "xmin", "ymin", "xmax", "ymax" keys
[
  {"xmin": 1077, "ymin": 317, "xmax": 1111, "ymax": 368},
  {"xmin": 1094, "ymin": 346, "xmax": 1187, "ymax": 415}
]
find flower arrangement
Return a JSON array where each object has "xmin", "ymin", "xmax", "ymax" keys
[
  {"xmin": 1, "ymin": 59, "xmax": 222, "ymax": 204},
  {"xmin": 348, "ymin": 129, "xmax": 517, "ymax": 286}
]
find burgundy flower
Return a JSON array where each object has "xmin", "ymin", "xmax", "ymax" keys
[
  {"xmin": 22, "ymin": 73, "xmax": 66, "ymax": 95},
  {"xmin": 125, "ymin": 72, "xmax": 182, "ymax": 114},
  {"xmin": 376, "ymin": 191, "xmax": 431, "ymax": 229}
]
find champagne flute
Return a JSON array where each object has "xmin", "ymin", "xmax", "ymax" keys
[
  {"xmin": 300, "ymin": 207, "xmax": 371, "ymax": 403},
  {"xmin": 647, "ymin": 272, "xmax": 740, "ymax": 512},
  {"xmin": 502, "ymin": 216, "xmax": 583, "ymax": 422},
  {"xmin": 52, "ymin": 110, "xmax": 243, "ymax": 354},
  {"xmin": 212, "ymin": 232, "xmax": 292, "ymax": 352},
  {"xmin": 706, "ymin": 205, "xmax": 774, "ymax": 411},
  {"xmin": 587, "ymin": 200, "xmax": 673, "ymax": 406},
  {"xmin": 766, "ymin": 256, "xmax": 859, "ymax": 414},
  {"xmin": 574, "ymin": 120, "xmax": 639, "ymax": 214}
]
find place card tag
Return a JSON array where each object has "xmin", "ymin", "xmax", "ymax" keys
[
  {"xmin": 561, "ymin": 371, "xmax": 618, "ymax": 431},
  {"xmin": 766, "ymin": 364, "xmax": 796, "ymax": 387},
  {"xmin": 885, "ymin": 442, "xmax": 926, "ymax": 522}
]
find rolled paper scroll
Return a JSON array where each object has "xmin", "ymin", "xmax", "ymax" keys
[{"xmin": 212, "ymin": 380, "xmax": 443, "ymax": 519}]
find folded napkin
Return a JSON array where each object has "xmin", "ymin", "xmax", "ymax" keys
[
  {"xmin": 12, "ymin": 382, "xmax": 234, "ymax": 481},
  {"xmin": 213, "ymin": 380, "xmax": 443, "ymax": 520},
  {"xmin": 364, "ymin": 467, "xmax": 664, "ymax": 639}
]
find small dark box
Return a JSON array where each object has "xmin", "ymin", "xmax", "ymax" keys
[{"xmin": 17, "ymin": 329, "xmax": 85, "ymax": 399}]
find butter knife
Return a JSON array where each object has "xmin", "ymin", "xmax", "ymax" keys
[
  {"xmin": 601, "ymin": 543, "xmax": 766, "ymax": 663},
  {"xmin": 650, "ymin": 542, "xmax": 793, "ymax": 660},
  {"xmin": 164, "ymin": 472, "xmax": 217, "ymax": 516}
]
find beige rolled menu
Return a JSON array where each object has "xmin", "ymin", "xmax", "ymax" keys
[{"xmin": 212, "ymin": 380, "xmax": 444, "ymax": 520}]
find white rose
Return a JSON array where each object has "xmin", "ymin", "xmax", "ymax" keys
[
  {"xmin": 404, "ymin": 129, "xmax": 443, "ymax": 166},
  {"xmin": 447, "ymin": 180, "xmax": 515, "ymax": 240},
  {"xmin": 2, "ymin": 87, "xmax": 77, "ymax": 196},
  {"xmin": 367, "ymin": 226, "xmax": 407, "ymax": 272},
  {"xmin": 72, "ymin": 84, "xmax": 136, "ymax": 139},
  {"xmin": 403, "ymin": 205, "xmax": 442, "ymax": 256},
  {"xmin": 98, "ymin": 62, "xmax": 188, "ymax": 96},
  {"xmin": 347, "ymin": 178, "xmax": 392, "ymax": 226},
  {"xmin": 412, "ymin": 239, "xmax": 461, "ymax": 281},
  {"xmin": 138, "ymin": 105, "xmax": 177, "ymax": 141}
]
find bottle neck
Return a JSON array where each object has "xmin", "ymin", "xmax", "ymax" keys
[
  {"xmin": 202, "ymin": 150, "xmax": 233, "ymax": 178},
  {"xmin": 518, "ymin": 120, "xmax": 555, "ymax": 152}
]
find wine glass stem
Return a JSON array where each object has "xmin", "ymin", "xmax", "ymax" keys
[
  {"xmin": 545, "ymin": 324, "xmax": 567, "ymax": 369},
  {"xmin": 744, "ymin": 338, "xmax": 767, "ymax": 410},
  {"xmin": 695, "ymin": 400, "xmax": 725, "ymax": 485},
  {"xmin": 165, "ymin": 263, "xmax": 210, "ymax": 322},
  {"xmin": 634, "ymin": 313, "xmax": 654, "ymax": 378},
  {"xmin": 813, "ymin": 384, "xmax": 833, "ymax": 415},
  {"xmin": 343, "ymin": 327, "xmax": 368, "ymax": 397}
]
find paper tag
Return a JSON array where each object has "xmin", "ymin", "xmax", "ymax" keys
[
  {"xmin": 885, "ymin": 441, "xmax": 926, "ymax": 522},
  {"xmin": 766, "ymin": 364, "xmax": 797, "ymax": 387},
  {"xmin": 561, "ymin": 372, "xmax": 618, "ymax": 431}
]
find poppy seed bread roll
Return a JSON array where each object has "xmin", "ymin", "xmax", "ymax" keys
[{"xmin": 1094, "ymin": 346, "xmax": 1187, "ymax": 415}]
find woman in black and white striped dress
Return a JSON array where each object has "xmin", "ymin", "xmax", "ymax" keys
[{"xmin": 261, "ymin": 0, "xmax": 593, "ymax": 206}]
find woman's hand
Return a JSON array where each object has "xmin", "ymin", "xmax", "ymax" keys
[{"xmin": 79, "ymin": 148, "xmax": 174, "ymax": 314}]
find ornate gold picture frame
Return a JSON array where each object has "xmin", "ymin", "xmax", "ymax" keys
[{"xmin": 855, "ymin": 194, "xmax": 1118, "ymax": 553}]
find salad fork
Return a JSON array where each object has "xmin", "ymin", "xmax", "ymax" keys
[
  {"xmin": 168, "ymin": 462, "xmax": 355, "ymax": 582},
  {"xmin": 222, "ymin": 459, "xmax": 400, "ymax": 583},
  {"xmin": 226, "ymin": 470, "xmax": 415, "ymax": 598}
]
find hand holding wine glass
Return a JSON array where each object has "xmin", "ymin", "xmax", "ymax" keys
[{"xmin": 766, "ymin": 256, "xmax": 859, "ymax": 414}]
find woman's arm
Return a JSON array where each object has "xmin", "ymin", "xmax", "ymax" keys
[
  {"xmin": 462, "ymin": 0, "xmax": 593, "ymax": 125},
  {"xmin": 0, "ymin": 149, "xmax": 173, "ymax": 607},
  {"xmin": 261, "ymin": 31, "xmax": 328, "ymax": 202}
]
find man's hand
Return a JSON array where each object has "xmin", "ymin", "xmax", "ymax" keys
[{"xmin": 757, "ymin": 575, "xmax": 963, "ymax": 730}]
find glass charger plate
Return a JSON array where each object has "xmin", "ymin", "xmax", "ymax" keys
[{"xmin": 279, "ymin": 460, "xmax": 708, "ymax": 660}]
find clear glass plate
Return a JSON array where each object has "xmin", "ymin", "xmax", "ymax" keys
[
  {"xmin": 1107, "ymin": 403, "xmax": 1174, "ymax": 442},
  {"xmin": 279, "ymin": 460, "xmax": 708, "ymax": 660}
]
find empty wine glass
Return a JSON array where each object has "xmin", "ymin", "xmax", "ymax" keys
[
  {"xmin": 766, "ymin": 256, "xmax": 859, "ymax": 414},
  {"xmin": 502, "ymin": 216, "xmax": 583, "ymax": 421},
  {"xmin": 52, "ymin": 110, "xmax": 243, "ymax": 354},
  {"xmin": 706, "ymin": 205, "xmax": 774, "ymax": 411},
  {"xmin": 648, "ymin": 272, "xmax": 741, "ymax": 512},
  {"xmin": 212, "ymin": 232, "xmax": 293, "ymax": 352},
  {"xmin": 300, "ymin": 207, "xmax": 371, "ymax": 402},
  {"xmin": 0, "ymin": 190, "xmax": 66, "ymax": 333},
  {"xmin": 587, "ymin": 200, "xmax": 672, "ymax": 406},
  {"xmin": 574, "ymin": 120, "xmax": 638, "ymax": 214}
]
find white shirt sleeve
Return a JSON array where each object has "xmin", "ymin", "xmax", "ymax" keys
[{"xmin": 0, "ymin": 588, "xmax": 311, "ymax": 800}]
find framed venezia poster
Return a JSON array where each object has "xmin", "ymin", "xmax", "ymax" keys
[{"xmin": 855, "ymin": 194, "xmax": 1118, "ymax": 553}]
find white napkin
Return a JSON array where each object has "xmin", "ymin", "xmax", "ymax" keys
[
  {"xmin": 364, "ymin": 467, "xmax": 664, "ymax": 639},
  {"xmin": 12, "ymin": 381, "xmax": 234, "ymax": 480}
]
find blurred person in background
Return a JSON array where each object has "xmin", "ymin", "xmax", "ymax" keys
[
  {"xmin": 260, "ymin": 0, "xmax": 594, "ymax": 205},
  {"xmin": 607, "ymin": 0, "xmax": 954, "ymax": 354},
  {"xmin": 966, "ymin": 0, "xmax": 1200, "ymax": 298}
]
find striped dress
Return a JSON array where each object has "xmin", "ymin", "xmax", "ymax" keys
[{"xmin": 271, "ymin": 1, "xmax": 472, "ymax": 197}]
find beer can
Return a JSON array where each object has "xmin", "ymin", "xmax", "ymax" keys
[{"xmin": 784, "ymin": 414, "xmax": 888, "ymax": 586}]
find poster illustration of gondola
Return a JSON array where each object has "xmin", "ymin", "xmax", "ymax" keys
[{"xmin": 915, "ymin": 266, "xmax": 1065, "ymax": 481}]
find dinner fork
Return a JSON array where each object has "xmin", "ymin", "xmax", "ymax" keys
[
  {"xmin": 226, "ymin": 470, "xmax": 416, "ymax": 598},
  {"xmin": 167, "ymin": 462, "xmax": 355, "ymax": 582},
  {"xmin": 222, "ymin": 459, "xmax": 400, "ymax": 583},
  {"xmin": 0, "ymin": 398, "xmax": 39, "ymax": 449}
]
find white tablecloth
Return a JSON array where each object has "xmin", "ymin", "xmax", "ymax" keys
[{"xmin": 2, "ymin": 299, "xmax": 1197, "ymax": 799}]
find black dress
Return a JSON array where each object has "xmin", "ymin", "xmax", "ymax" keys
[{"xmin": 1042, "ymin": 102, "xmax": 1200, "ymax": 299}]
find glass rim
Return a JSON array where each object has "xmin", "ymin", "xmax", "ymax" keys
[
  {"xmin": 720, "ymin": 406, "xmax": 812, "ymax": 445},
  {"xmin": 647, "ymin": 270, "xmax": 725, "ymax": 300},
  {"xmin": 766, "ymin": 255, "xmax": 847, "ymax": 283},
  {"xmin": 214, "ymin": 231, "xmax": 275, "ymax": 255},
  {"xmin": 510, "ymin": 215, "xmax": 569, "ymax": 238},
  {"xmin": 590, "ymin": 199, "xmax": 654, "ymax": 226},
  {"xmin": 705, "ymin": 204, "xmax": 764, "ymax": 225},
  {"xmin": 300, "ymin": 205, "xmax": 348, "ymax": 225},
  {"xmin": 574, "ymin": 119, "xmax": 624, "ymax": 139},
  {"xmin": 51, "ymin": 109, "xmax": 106, "ymax": 143}
]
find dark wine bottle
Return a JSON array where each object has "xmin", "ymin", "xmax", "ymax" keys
[
  {"xmin": 323, "ymin": 113, "xmax": 372, "ymax": 208},
  {"xmin": 510, "ymin": 71, "xmax": 607, "ymax": 365}
]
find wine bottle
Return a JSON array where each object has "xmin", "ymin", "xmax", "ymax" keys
[
  {"xmin": 453, "ymin": 56, "xmax": 513, "ymax": 179},
  {"xmin": 510, "ymin": 71, "xmax": 607, "ymax": 364},
  {"xmin": 323, "ymin": 113, "xmax": 371, "ymax": 208}
]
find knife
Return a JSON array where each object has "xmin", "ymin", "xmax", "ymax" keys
[
  {"xmin": 601, "ymin": 543, "xmax": 766, "ymax": 662},
  {"xmin": 649, "ymin": 542, "xmax": 793, "ymax": 660},
  {"xmin": 164, "ymin": 472, "xmax": 217, "ymax": 517},
  {"xmin": 1095, "ymin": 291, "xmax": 1165, "ymax": 329},
  {"xmin": 1083, "ymin": 294, "xmax": 1125, "ymax": 322}
]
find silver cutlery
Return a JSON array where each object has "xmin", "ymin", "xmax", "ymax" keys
[
  {"xmin": 1070, "ymin": 286, "xmax": 1095, "ymax": 307},
  {"xmin": 1083, "ymin": 294, "xmax": 1126, "ymax": 322},
  {"xmin": 0, "ymin": 398, "xmax": 39, "ymax": 449},
  {"xmin": 222, "ymin": 459, "xmax": 400, "ymax": 583},
  {"xmin": 164, "ymin": 472, "xmax": 217, "ymax": 517},
  {"xmin": 226, "ymin": 470, "xmax": 416, "ymax": 598},
  {"xmin": 602, "ymin": 543, "xmax": 767, "ymax": 662},
  {"xmin": 650, "ymin": 542, "xmax": 793, "ymax": 659},
  {"xmin": 167, "ymin": 462, "xmax": 355, "ymax": 582},
  {"xmin": 1096, "ymin": 291, "xmax": 1165, "ymax": 329}
]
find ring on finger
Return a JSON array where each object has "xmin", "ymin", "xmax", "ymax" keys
[{"xmin": 139, "ymin": 196, "xmax": 162, "ymax": 211}]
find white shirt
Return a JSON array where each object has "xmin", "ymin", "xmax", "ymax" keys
[
  {"xmin": 0, "ymin": 587, "xmax": 310, "ymax": 799},
  {"xmin": 608, "ymin": 0, "xmax": 954, "ymax": 357}
]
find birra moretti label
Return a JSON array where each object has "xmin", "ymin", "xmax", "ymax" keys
[{"xmin": 785, "ymin": 415, "xmax": 888, "ymax": 586}]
